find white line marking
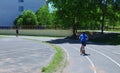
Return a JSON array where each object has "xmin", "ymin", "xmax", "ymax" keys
[
  {"xmin": 61, "ymin": 46, "xmax": 70, "ymax": 61},
  {"xmin": 113, "ymin": 52, "xmax": 120, "ymax": 55},
  {"xmin": 73, "ymin": 46, "xmax": 97, "ymax": 73},
  {"xmin": 86, "ymin": 56, "xmax": 97, "ymax": 73},
  {"xmin": 88, "ymin": 47, "xmax": 120, "ymax": 68}
]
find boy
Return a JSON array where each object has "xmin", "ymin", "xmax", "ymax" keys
[{"xmin": 79, "ymin": 32, "xmax": 88, "ymax": 55}]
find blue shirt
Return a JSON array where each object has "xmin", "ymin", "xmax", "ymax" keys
[{"xmin": 79, "ymin": 34, "xmax": 87, "ymax": 42}]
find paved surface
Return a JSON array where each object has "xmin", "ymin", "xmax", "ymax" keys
[
  {"xmin": 1, "ymin": 36, "xmax": 120, "ymax": 73},
  {"xmin": 0, "ymin": 36, "xmax": 55, "ymax": 73},
  {"xmin": 20, "ymin": 36, "xmax": 120, "ymax": 73},
  {"xmin": 60, "ymin": 43, "xmax": 120, "ymax": 73}
]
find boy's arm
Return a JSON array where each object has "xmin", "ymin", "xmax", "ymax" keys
[
  {"xmin": 87, "ymin": 36, "xmax": 89, "ymax": 40},
  {"xmin": 86, "ymin": 34, "xmax": 89, "ymax": 40},
  {"xmin": 79, "ymin": 35, "xmax": 80, "ymax": 39}
]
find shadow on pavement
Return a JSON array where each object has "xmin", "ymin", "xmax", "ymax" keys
[
  {"xmin": 46, "ymin": 32, "xmax": 120, "ymax": 45},
  {"xmin": 46, "ymin": 38, "xmax": 80, "ymax": 44},
  {"xmin": 46, "ymin": 37, "xmax": 116, "ymax": 46}
]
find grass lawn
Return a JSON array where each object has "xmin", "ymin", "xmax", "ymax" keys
[
  {"xmin": 0, "ymin": 35, "xmax": 6, "ymax": 38},
  {"xmin": 41, "ymin": 45, "xmax": 66, "ymax": 73}
]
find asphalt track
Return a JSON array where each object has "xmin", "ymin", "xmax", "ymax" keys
[
  {"xmin": 1, "ymin": 36, "xmax": 120, "ymax": 73},
  {"xmin": 0, "ymin": 36, "xmax": 55, "ymax": 73},
  {"xmin": 21, "ymin": 36, "xmax": 120, "ymax": 73},
  {"xmin": 60, "ymin": 43, "xmax": 120, "ymax": 73}
]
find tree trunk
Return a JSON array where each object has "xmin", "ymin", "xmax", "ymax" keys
[
  {"xmin": 100, "ymin": 0, "xmax": 107, "ymax": 34},
  {"xmin": 101, "ymin": 19, "xmax": 104, "ymax": 34},
  {"xmin": 71, "ymin": 16, "xmax": 78, "ymax": 39},
  {"xmin": 72, "ymin": 24, "xmax": 77, "ymax": 37},
  {"xmin": 72, "ymin": 17, "xmax": 77, "ymax": 38},
  {"xmin": 101, "ymin": 11, "xmax": 105, "ymax": 34}
]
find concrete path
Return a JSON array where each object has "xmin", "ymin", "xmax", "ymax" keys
[
  {"xmin": 2, "ymin": 36, "xmax": 120, "ymax": 73},
  {"xmin": 0, "ymin": 36, "xmax": 55, "ymax": 73},
  {"xmin": 20, "ymin": 36, "xmax": 120, "ymax": 73}
]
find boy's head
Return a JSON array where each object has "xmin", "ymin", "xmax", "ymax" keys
[{"xmin": 82, "ymin": 32, "xmax": 86, "ymax": 34}]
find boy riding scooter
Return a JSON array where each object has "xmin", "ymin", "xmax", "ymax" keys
[{"xmin": 79, "ymin": 32, "xmax": 88, "ymax": 55}]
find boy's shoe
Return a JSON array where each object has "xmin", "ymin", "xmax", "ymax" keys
[
  {"xmin": 83, "ymin": 53, "xmax": 88, "ymax": 56},
  {"xmin": 80, "ymin": 53, "xmax": 83, "ymax": 55}
]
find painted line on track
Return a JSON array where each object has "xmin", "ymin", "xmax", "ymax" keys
[
  {"xmin": 113, "ymin": 52, "xmax": 120, "ymax": 55},
  {"xmin": 87, "ymin": 47, "xmax": 120, "ymax": 68},
  {"xmin": 61, "ymin": 46, "xmax": 70, "ymax": 62},
  {"xmin": 70, "ymin": 45, "xmax": 97, "ymax": 73}
]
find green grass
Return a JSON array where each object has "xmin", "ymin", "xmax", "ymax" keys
[
  {"xmin": 108, "ymin": 30, "xmax": 120, "ymax": 33},
  {"xmin": 0, "ymin": 35, "xmax": 6, "ymax": 38},
  {"xmin": 41, "ymin": 45, "xmax": 66, "ymax": 73}
]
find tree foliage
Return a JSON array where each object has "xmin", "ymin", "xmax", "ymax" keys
[
  {"xmin": 22, "ymin": 10, "xmax": 38, "ymax": 25},
  {"xmin": 36, "ymin": 5, "xmax": 50, "ymax": 25},
  {"xmin": 14, "ymin": 0, "xmax": 120, "ymax": 33},
  {"xmin": 15, "ymin": 10, "xmax": 38, "ymax": 26},
  {"xmin": 16, "ymin": 18, "xmax": 23, "ymax": 26},
  {"xmin": 48, "ymin": 0, "xmax": 120, "ymax": 34}
]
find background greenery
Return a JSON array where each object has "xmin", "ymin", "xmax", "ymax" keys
[{"xmin": 14, "ymin": 0, "xmax": 120, "ymax": 35}]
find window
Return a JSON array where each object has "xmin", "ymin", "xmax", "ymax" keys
[
  {"xmin": 18, "ymin": 0, "xmax": 24, "ymax": 2},
  {"xmin": 18, "ymin": 6, "xmax": 24, "ymax": 12}
]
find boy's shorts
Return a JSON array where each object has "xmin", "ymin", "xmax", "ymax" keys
[{"xmin": 81, "ymin": 42, "xmax": 86, "ymax": 46}]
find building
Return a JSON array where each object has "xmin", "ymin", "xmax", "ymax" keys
[{"xmin": 0, "ymin": 0, "xmax": 46, "ymax": 27}]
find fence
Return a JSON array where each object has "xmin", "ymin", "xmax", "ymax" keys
[
  {"xmin": 0, "ymin": 24, "xmax": 65, "ymax": 30},
  {"xmin": 105, "ymin": 27, "xmax": 120, "ymax": 30},
  {"xmin": 0, "ymin": 29, "xmax": 73, "ymax": 37}
]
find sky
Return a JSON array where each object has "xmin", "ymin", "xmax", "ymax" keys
[{"xmin": 48, "ymin": 3, "xmax": 55, "ymax": 13}]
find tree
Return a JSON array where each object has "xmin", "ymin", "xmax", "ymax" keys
[
  {"xmin": 48, "ymin": 0, "xmax": 120, "ymax": 35},
  {"xmin": 36, "ymin": 5, "xmax": 50, "ymax": 25},
  {"xmin": 94, "ymin": 0, "xmax": 120, "ymax": 33},
  {"xmin": 16, "ymin": 18, "xmax": 23, "ymax": 26},
  {"xmin": 14, "ymin": 10, "xmax": 38, "ymax": 28},
  {"xmin": 22, "ymin": 10, "xmax": 38, "ymax": 25},
  {"xmin": 49, "ymin": 11, "xmax": 59, "ymax": 29},
  {"xmin": 14, "ymin": 15, "xmax": 22, "ymax": 26},
  {"xmin": 48, "ymin": 0, "xmax": 88, "ymax": 36}
]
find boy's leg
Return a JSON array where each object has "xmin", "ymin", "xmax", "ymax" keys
[
  {"xmin": 82, "ymin": 46, "xmax": 87, "ymax": 55},
  {"xmin": 80, "ymin": 45, "xmax": 83, "ymax": 55},
  {"xmin": 82, "ymin": 47, "xmax": 85, "ymax": 54},
  {"xmin": 80, "ymin": 45, "xmax": 86, "ymax": 55},
  {"xmin": 83, "ymin": 42, "xmax": 87, "ymax": 55}
]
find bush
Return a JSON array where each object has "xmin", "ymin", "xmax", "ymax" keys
[{"xmin": 14, "ymin": 10, "xmax": 38, "ymax": 26}]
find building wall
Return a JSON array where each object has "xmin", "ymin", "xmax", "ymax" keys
[{"xmin": 0, "ymin": 0, "xmax": 46, "ymax": 27}]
